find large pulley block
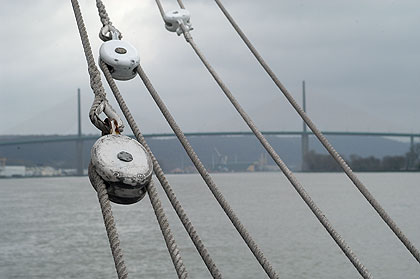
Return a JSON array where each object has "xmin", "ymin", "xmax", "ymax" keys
[{"xmin": 90, "ymin": 134, "xmax": 153, "ymax": 205}]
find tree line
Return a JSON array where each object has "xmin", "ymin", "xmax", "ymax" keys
[{"xmin": 304, "ymin": 143, "xmax": 420, "ymax": 172}]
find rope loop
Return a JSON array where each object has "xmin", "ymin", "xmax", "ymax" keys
[
  {"xmin": 99, "ymin": 24, "xmax": 122, "ymax": 41},
  {"xmin": 89, "ymin": 107, "xmax": 108, "ymax": 134},
  {"xmin": 95, "ymin": 0, "xmax": 122, "ymax": 41}
]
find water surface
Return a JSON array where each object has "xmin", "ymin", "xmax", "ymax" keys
[{"xmin": 0, "ymin": 172, "xmax": 419, "ymax": 278}]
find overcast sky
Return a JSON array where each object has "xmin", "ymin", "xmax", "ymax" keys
[{"xmin": 1, "ymin": 0, "xmax": 419, "ymax": 136}]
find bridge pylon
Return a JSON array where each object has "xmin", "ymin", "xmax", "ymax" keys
[
  {"xmin": 76, "ymin": 88, "xmax": 84, "ymax": 176},
  {"xmin": 301, "ymin": 81, "xmax": 309, "ymax": 171}
]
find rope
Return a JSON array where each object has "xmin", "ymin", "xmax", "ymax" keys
[
  {"xmin": 146, "ymin": 180, "xmax": 189, "ymax": 279},
  {"xmin": 187, "ymin": 33, "xmax": 372, "ymax": 279},
  {"xmin": 153, "ymin": 1, "xmax": 372, "ymax": 277},
  {"xmin": 88, "ymin": 163, "xmax": 128, "ymax": 279},
  {"xmin": 155, "ymin": 0, "xmax": 165, "ymax": 18},
  {"xmin": 71, "ymin": 2, "xmax": 130, "ymax": 277},
  {"xmin": 212, "ymin": 0, "xmax": 420, "ymax": 264},
  {"xmin": 70, "ymin": 0, "xmax": 110, "ymax": 134},
  {"xmin": 73, "ymin": 1, "xmax": 188, "ymax": 277},
  {"xmin": 96, "ymin": 0, "xmax": 111, "ymax": 26},
  {"xmin": 91, "ymin": 1, "xmax": 189, "ymax": 277},
  {"xmin": 95, "ymin": 0, "xmax": 122, "ymax": 41},
  {"xmin": 176, "ymin": 0, "xmax": 185, "ymax": 9},
  {"xmin": 187, "ymin": 34, "xmax": 372, "ymax": 279},
  {"xmin": 136, "ymin": 64, "xmax": 280, "ymax": 279},
  {"xmin": 101, "ymin": 61, "xmax": 222, "ymax": 279}
]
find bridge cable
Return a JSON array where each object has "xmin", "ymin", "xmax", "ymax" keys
[
  {"xmin": 211, "ymin": 0, "xmax": 420, "ymax": 263},
  {"xmin": 155, "ymin": 0, "xmax": 373, "ymax": 278},
  {"xmin": 72, "ymin": 1, "xmax": 188, "ymax": 277},
  {"xmin": 101, "ymin": 60, "xmax": 222, "ymax": 279},
  {"xmin": 71, "ymin": 2, "xmax": 129, "ymax": 278}
]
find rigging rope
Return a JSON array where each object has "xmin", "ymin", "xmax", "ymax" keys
[
  {"xmin": 72, "ymin": 1, "xmax": 189, "ymax": 277},
  {"xmin": 94, "ymin": 1, "xmax": 190, "ymax": 278},
  {"xmin": 211, "ymin": 0, "xmax": 420, "ymax": 264},
  {"xmin": 136, "ymin": 64, "xmax": 280, "ymax": 279},
  {"xmin": 146, "ymin": 180, "xmax": 189, "ymax": 279},
  {"xmin": 137, "ymin": 66, "xmax": 278, "ymax": 278},
  {"xmin": 101, "ymin": 61, "xmax": 222, "ymax": 279},
  {"xmin": 176, "ymin": 0, "xmax": 185, "ymax": 9},
  {"xmin": 186, "ymin": 31, "xmax": 372, "ymax": 279},
  {"xmin": 70, "ymin": 0, "xmax": 110, "ymax": 134},
  {"xmin": 96, "ymin": 0, "xmax": 111, "ymax": 26},
  {"xmin": 71, "ymin": 2, "xmax": 129, "ymax": 278},
  {"xmin": 88, "ymin": 164, "xmax": 128, "ymax": 279},
  {"xmin": 73, "ymin": 0, "xmax": 418, "ymax": 277},
  {"xmin": 155, "ymin": 0, "xmax": 373, "ymax": 278},
  {"xmin": 155, "ymin": 0, "xmax": 165, "ymax": 18}
]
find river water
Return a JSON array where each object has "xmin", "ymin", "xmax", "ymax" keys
[{"xmin": 0, "ymin": 172, "xmax": 419, "ymax": 278}]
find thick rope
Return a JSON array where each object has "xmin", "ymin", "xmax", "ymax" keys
[
  {"xmin": 88, "ymin": 163, "xmax": 128, "ymax": 279},
  {"xmin": 153, "ymin": 1, "xmax": 372, "ymax": 276},
  {"xmin": 136, "ymin": 64, "xmax": 280, "ymax": 279},
  {"xmin": 73, "ymin": 1, "xmax": 188, "ymax": 277},
  {"xmin": 146, "ymin": 180, "xmax": 189, "ymax": 279},
  {"xmin": 185, "ymin": 33, "xmax": 372, "ymax": 279},
  {"xmin": 70, "ymin": 0, "xmax": 110, "ymax": 134},
  {"xmin": 155, "ymin": 0, "xmax": 165, "ymax": 18},
  {"xmin": 96, "ymin": 0, "xmax": 111, "ymax": 26},
  {"xmin": 101, "ymin": 61, "xmax": 222, "ymax": 279},
  {"xmin": 95, "ymin": 0, "xmax": 122, "ymax": 41},
  {"xmin": 211, "ymin": 0, "xmax": 420, "ymax": 264},
  {"xmin": 71, "ymin": 1, "xmax": 130, "ymax": 277},
  {"xmin": 176, "ymin": 0, "xmax": 185, "ymax": 9},
  {"xmin": 91, "ymin": 2, "xmax": 189, "ymax": 277}
]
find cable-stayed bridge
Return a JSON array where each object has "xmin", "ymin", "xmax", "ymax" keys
[
  {"xmin": 1, "ymin": 130, "xmax": 419, "ymax": 147},
  {"xmin": 0, "ymin": 130, "xmax": 418, "ymax": 175},
  {"xmin": 1, "ymin": 88, "xmax": 418, "ymax": 174}
]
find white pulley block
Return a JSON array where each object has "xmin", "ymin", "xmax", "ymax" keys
[
  {"xmin": 164, "ymin": 9, "xmax": 193, "ymax": 35},
  {"xmin": 91, "ymin": 134, "xmax": 153, "ymax": 205},
  {"xmin": 99, "ymin": 40, "xmax": 140, "ymax": 80}
]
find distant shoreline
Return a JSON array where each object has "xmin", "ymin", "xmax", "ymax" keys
[{"xmin": 1, "ymin": 169, "xmax": 420, "ymax": 179}]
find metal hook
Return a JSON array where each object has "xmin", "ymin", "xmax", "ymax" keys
[{"xmin": 95, "ymin": 100, "xmax": 124, "ymax": 134}]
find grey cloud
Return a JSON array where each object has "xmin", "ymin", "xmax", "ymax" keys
[{"xmin": 1, "ymin": 0, "xmax": 419, "ymax": 135}]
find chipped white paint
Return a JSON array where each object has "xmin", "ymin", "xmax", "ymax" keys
[
  {"xmin": 91, "ymin": 134, "xmax": 152, "ymax": 187},
  {"xmin": 164, "ymin": 9, "xmax": 193, "ymax": 35},
  {"xmin": 99, "ymin": 40, "xmax": 140, "ymax": 80}
]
